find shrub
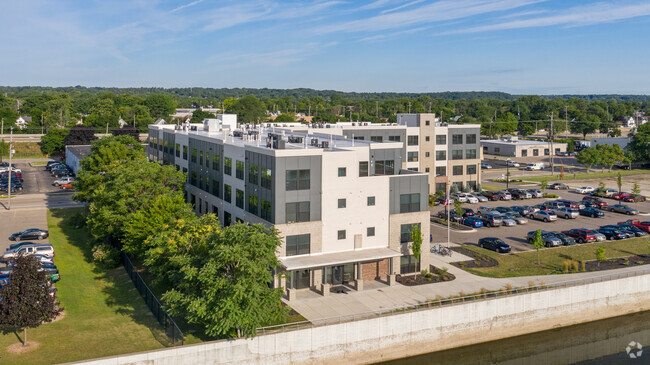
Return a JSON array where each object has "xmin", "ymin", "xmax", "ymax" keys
[
  {"xmin": 543, "ymin": 193, "xmax": 558, "ymax": 198},
  {"xmin": 505, "ymin": 283, "xmax": 513, "ymax": 290},
  {"xmin": 637, "ymin": 261, "xmax": 645, "ymax": 265},
  {"xmin": 572, "ymin": 261, "xmax": 580, "ymax": 272},
  {"xmin": 92, "ymin": 244, "xmax": 121, "ymax": 269},
  {"xmin": 581, "ymin": 261, "xmax": 586, "ymax": 272},
  {"xmin": 562, "ymin": 260, "xmax": 570, "ymax": 273},
  {"xmin": 437, "ymin": 267, "xmax": 449, "ymax": 275},
  {"xmin": 622, "ymin": 258, "xmax": 629, "ymax": 266},
  {"xmin": 68, "ymin": 212, "xmax": 87, "ymax": 229}
]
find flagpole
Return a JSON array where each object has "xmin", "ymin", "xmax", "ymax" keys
[{"xmin": 447, "ymin": 179, "xmax": 450, "ymax": 249}]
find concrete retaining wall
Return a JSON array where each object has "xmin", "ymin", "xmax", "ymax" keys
[{"xmin": 73, "ymin": 274, "xmax": 650, "ymax": 365}]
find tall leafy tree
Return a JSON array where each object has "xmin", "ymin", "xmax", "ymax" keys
[
  {"xmin": 576, "ymin": 147, "xmax": 601, "ymax": 173},
  {"xmin": 78, "ymin": 135, "xmax": 143, "ymax": 175},
  {"xmin": 40, "ymin": 128, "xmax": 70, "ymax": 155},
  {"xmin": 0, "ymin": 255, "xmax": 62, "ymax": 345},
  {"xmin": 230, "ymin": 95, "xmax": 266, "ymax": 124},
  {"xmin": 145, "ymin": 216, "xmax": 287, "ymax": 338},
  {"xmin": 531, "ymin": 229, "xmax": 545, "ymax": 265},
  {"xmin": 627, "ymin": 122, "xmax": 650, "ymax": 163},
  {"xmin": 144, "ymin": 94, "xmax": 176, "ymax": 120}
]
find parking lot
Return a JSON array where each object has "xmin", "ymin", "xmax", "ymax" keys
[
  {"xmin": 430, "ymin": 189, "xmax": 650, "ymax": 253},
  {"xmin": 2, "ymin": 160, "xmax": 70, "ymax": 196},
  {"xmin": 0, "ymin": 209, "xmax": 50, "ymax": 254}
]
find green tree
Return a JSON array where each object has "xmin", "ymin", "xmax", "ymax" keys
[
  {"xmin": 570, "ymin": 114, "xmax": 600, "ymax": 139},
  {"xmin": 273, "ymin": 114, "xmax": 295, "ymax": 123},
  {"xmin": 531, "ymin": 229, "xmax": 545, "ymax": 265},
  {"xmin": 453, "ymin": 199, "xmax": 464, "ymax": 216},
  {"xmin": 0, "ymin": 139, "xmax": 8, "ymax": 161},
  {"xmin": 576, "ymin": 147, "xmax": 601, "ymax": 173},
  {"xmin": 616, "ymin": 172, "xmax": 622, "ymax": 194},
  {"xmin": 627, "ymin": 122, "xmax": 650, "ymax": 163},
  {"xmin": 144, "ymin": 94, "xmax": 176, "ymax": 120},
  {"xmin": 40, "ymin": 128, "xmax": 70, "ymax": 155},
  {"xmin": 540, "ymin": 180, "xmax": 548, "ymax": 191},
  {"xmin": 0, "ymin": 255, "xmax": 62, "ymax": 346},
  {"xmin": 632, "ymin": 183, "xmax": 641, "ymax": 206},
  {"xmin": 595, "ymin": 246, "xmax": 606, "ymax": 267},
  {"xmin": 144, "ymin": 216, "xmax": 287, "ymax": 338},
  {"xmin": 190, "ymin": 109, "xmax": 216, "ymax": 122},
  {"xmin": 596, "ymin": 144, "xmax": 624, "ymax": 172},
  {"xmin": 230, "ymin": 95, "xmax": 266, "ymax": 124},
  {"xmin": 78, "ymin": 135, "xmax": 143, "ymax": 175},
  {"xmin": 409, "ymin": 224, "xmax": 423, "ymax": 261}
]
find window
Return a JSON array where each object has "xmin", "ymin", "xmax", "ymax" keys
[
  {"xmin": 466, "ymin": 134, "xmax": 477, "ymax": 144},
  {"xmin": 182, "ymin": 167, "xmax": 187, "ymax": 175},
  {"xmin": 261, "ymin": 200, "xmax": 272, "ymax": 221},
  {"xmin": 248, "ymin": 195, "xmax": 258, "ymax": 215},
  {"xmin": 407, "ymin": 136, "xmax": 419, "ymax": 146},
  {"xmin": 407, "ymin": 168, "xmax": 418, "ymax": 172},
  {"xmin": 425, "ymin": 167, "xmax": 430, "ymax": 172},
  {"xmin": 467, "ymin": 165, "xmax": 477, "ymax": 175},
  {"xmin": 359, "ymin": 161, "xmax": 369, "ymax": 177},
  {"xmin": 555, "ymin": 148, "xmax": 561, "ymax": 154},
  {"xmin": 453, "ymin": 182, "xmax": 463, "ymax": 191},
  {"xmin": 338, "ymin": 198, "xmax": 346, "ymax": 208},
  {"xmin": 466, "ymin": 149, "xmax": 477, "ymax": 159},
  {"xmin": 367, "ymin": 227, "xmax": 375, "ymax": 237},
  {"xmin": 495, "ymin": 147, "xmax": 500, "ymax": 154},
  {"xmin": 435, "ymin": 183, "xmax": 447, "ymax": 194},
  {"xmin": 452, "ymin": 134, "xmax": 463, "ymax": 144},
  {"xmin": 453, "ymin": 165, "xmax": 463, "ymax": 175},
  {"xmin": 236, "ymin": 161, "xmax": 244, "ymax": 180},
  {"xmin": 248, "ymin": 164, "xmax": 259, "ymax": 184},
  {"xmin": 468, "ymin": 181, "xmax": 477, "ymax": 191},
  {"xmin": 190, "ymin": 194, "xmax": 195, "ymax": 207},
  {"xmin": 212, "ymin": 205, "xmax": 218, "ymax": 214},
  {"xmin": 370, "ymin": 136, "xmax": 383, "ymax": 142},
  {"xmin": 425, "ymin": 136, "xmax": 430, "ymax": 142},
  {"xmin": 213, "ymin": 153, "xmax": 220, "ymax": 171},
  {"xmin": 425, "ymin": 120, "xmax": 430, "ymax": 126},
  {"xmin": 191, "ymin": 148, "xmax": 197, "ymax": 163},
  {"xmin": 286, "ymin": 234, "xmax": 310, "ymax": 256},
  {"xmin": 212, "ymin": 179, "xmax": 220, "ymax": 197},
  {"xmin": 452, "ymin": 150, "xmax": 463, "ymax": 160},
  {"xmin": 435, "ymin": 166, "xmax": 446, "ymax": 177},
  {"xmin": 183, "ymin": 146, "xmax": 188, "ymax": 160},
  {"xmin": 436, "ymin": 135, "xmax": 446, "ymax": 144},
  {"xmin": 261, "ymin": 168, "xmax": 272, "ymax": 189},
  {"xmin": 367, "ymin": 196, "xmax": 375, "ymax": 206},
  {"xmin": 425, "ymin": 152, "xmax": 430, "ymax": 158},
  {"xmin": 544, "ymin": 149, "xmax": 550, "ymax": 156},
  {"xmin": 354, "ymin": 136, "xmax": 364, "ymax": 140},
  {"xmin": 224, "ymin": 211, "xmax": 232, "ymax": 226},
  {"xmin": 203, "ymin": 176, "xmax": 209, "ymax": 192},
  {"xmin": 337, "ymin": 230, "xmax": 346, "ymax": 240},
  {"xmin": 375, "ymin": 160, "xmax": 394, "ymax": 175},
  {"xmin": 286, "ymin": 169, "xmax": 310, "ymax": 190},
  {"xmin": 224, "ymin": 184, "xmax": 232, "ymax": 203},
  {"xmin": 533, "ymin": 149, "xmax": 539, "ymax": 156},
  {"xmin": 407, "ymin": 152, "xmax": 418, "ymax": 162},
  {"xmin": 205, "ymin": 152, "xmax": 210, "ymax": 168},
  {"xmin": 175, "ymin": 143, "xmax": 180, "ymax": 157},
  {"xmin": 199, "ymin": 151, "xmax": 203, "ymax": 165},
  {"xmin": 338, "ymin": 167, "xmax": 346, "ymax": 177},
  {"xmin": 400, "ymin": 193, "xmax": 420, "ymax": 213},
  {"xmin": 400, "ymin": 223, "xmax": 420, "ymax": 243},
  {"xmin": 286, "ymin": 202, "xmax": 310, "ymax": 222},
  {"xmin": 190, "ymin": 171, "xmax": 197, "ymax": 186},
  {"xmin": 400, "ymin": 255, "xmax": 420, "ymax": 274},
  {"xmin": 224, "ymin": 157, "xmax": 232, "ymax": 175},
  {"xmin": 521, "ymin": 149, "xmax": 528, "ymax": 157},
  {"xmin": 436, "ymin": 151, "xmax": 446, "ymax": 161},
  {"xmin": 388, "ymin": 135, "xmax": 401, "ymax": 142},
  {"xmin": 236, "ymin": 189, "xmax": 244, "ymax": 208}
]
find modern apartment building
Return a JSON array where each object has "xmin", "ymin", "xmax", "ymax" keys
[{"xmin": 147, "ymin": 116, "xmax": 431, "ymax": 299}]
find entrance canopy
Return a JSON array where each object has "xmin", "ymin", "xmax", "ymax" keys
[{"xmin": 281, "ymin": 248, "xmax": 401, "ymax": 271}]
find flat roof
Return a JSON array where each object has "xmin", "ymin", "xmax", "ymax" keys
[
  {"xmin": 65, "ymin": 145, "xmax": 91, "ymax": 159},
  {"xmin": 481, "ymin": 139, "xmax": 567, "ymax": 146},
  {"xmin": 281, "ymin": 247, "xmax": 402, "ymax": 271}
]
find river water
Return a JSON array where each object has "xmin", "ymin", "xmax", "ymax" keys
[{"xmin": 378, "ymin": 310, "xmax": 650, "ymax": 365}]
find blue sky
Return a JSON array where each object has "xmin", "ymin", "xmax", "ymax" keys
[{"xmin": 2, "ymin": 0, "xmax": 650, "ymax": 94}]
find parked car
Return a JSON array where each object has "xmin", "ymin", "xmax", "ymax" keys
[
  {"xmin": 527, "ymin": 189, "xmax": 543, "ymax": 198},
  {"xmin": 608, "ymin": 204, "xmax": 639, "ymax": 215},
  {"xmin": 525, "ymin": 163, "xmax": 544, "ymax": 171},
  {"xmin": 498, "ymin": 214, "xmax": 517, "ymax": 227},
  {"xmin": 503, "ymin": 212, "xmax": 528, "ymax": 224},
  {"xmin": 2, "ymin": 244, "xmax": 55, "ymax": 262},
  {"xmin": 495, "ymin": 206, "xmax": 514, "ymax": 214},
  {"xmin": 527, "ymin": 230, "xmax": 562, "ymax": 247},
  {"xmin": 592, "ymin": 188, "xmax": 618, "ymax": 198},
  {"xmin": 599, "ymin": 225, "xmax": 634, "ymax": 239},
  {"xmin": 6, "ymin": 254, "xmax": 54, "ymax": 266},
  {"xmin": 437, "ymin": 210, "xmax": 463, "ymax": 223},
  {"xmin": 508, "ymin": 189, "xmax": 531, "ymax": 200},
  {"xmin": 478, "ymin": 237, "xmax": 511, "ymax": 253},
  {"xmin": 8, "ymin": 228, "xmax": 49, "ymax": 241},
  {"xmin": 549, "ymin": 183, "xmax": 569, "ymax": 190},
  {"xmin": 597, "ymin": 227, "xmax": 627, "ymax": 240},
  {"xmin": 582, "ymin": 196, "xmax": 608, "ymax": 208},
  {"xmin": 510, "ymin": 206, "xmax": 530, "ymax": 216},
  {"xmin": 617, "ymin": 224, "xmax": 648, "ymax": 237},
  {"xmin": 543, "ymin": 201, "xmax": 566, "ymax": 210},
  {"xmin": 534, "ymin": 204, "xmax": 553, "ymax": 212},
  {"xmin": 481, "ymin": 162, "xmax": 493, "ymax": 169},
  {"xmin": 477, "ymin": 213, "xmax": 503, "ymax": 227},
  {"xmin": 552, "ymin": 207, "xmax": 579, "ymax": 219},
  {"xmin": 481, "ymin": 191, "xmax": 501, "ymax": 201},
  {"xmin": 8, "ymin": 241, "xmax": 37, "ymax": 251},
  {"xmin": 579, "ymin": 207, "xmax": 604, "ymax": 218},
  {"xmin": 53, "ymin": 176, "xmax": 75, "ymax": 186},
  {"xmin": 622, "ymin": 194, "xmax": 646, "ymax": 203},
  {"xmin": 478, "ymin": 206, "xmax": 497, "ymax": 215},
  {"xmin": 46, "ymin": 161, "xmax": 65, "ymax": 170},
  {"xmin": 529, "ymin": 210, "xmax": 557, "ymax": 222},
  {"xmin": 461, "ymin": 208, "xmax": 476, "ymax": 217},
  {"xmin": 618, "ymin": 219, "xmax": 650, "ymax": 232},
  {"xmin": 522, "ymin": 205, "xmax": 540, "ymax": 213},
  {"xmin": 60, "ymin": 183, "xmax": 74, "ymax": 190},
  {"xmin": 506, "ymin": 161, "xmax": 520, "ymax": 167},
  {"xmin": 562, "ymin": 229, "xmax": 597, "ymax": 243},
  {"xmin": 575, "ymin": 186, "xmax": 595, "ymax": 194},
  {"xmin": 557, "ymin": 200, "xmax": 585, "ymax": 210},
  {"xmin": 582, "ymin": 229, "xmax": 607, "ymax": 242},
  {"xmin": 611, "ymin": 192, "xmax": 631, "ymax": 201},
  {"xmin": 496, "ymin": 190, "xmax": 512, "ymax": 201},
  {"xmin": 473, "ymin": 194, "xmax": 489, "ymax": 202},
  {"xmin": 456, "ymin": 193, "xmax": 479, "ymax": 204},
  {"xmin": 548, "ymin": 232, "xmax": 576, "ymax": 246},
  {"xmin": 462, "ymin": 216, "xmax": 484, "ymax": 228}
]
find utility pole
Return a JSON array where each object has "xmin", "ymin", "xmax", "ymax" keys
[
  {"xmin": 565, "ymin": 106, "xmax": 568, "ymax": 138},
  {"xmin": 550, "ymin": 112, "xmax": 555, "ymax": 175},
  {"xmin": 8, "ymin": 127, "xmax": 13, "ymax": 210},
  {"xmin": 376, "ymin": 101, "xmax": 378, "ymax": 118},
  {"xmin": 408, "ymin": 102, "xmax": 411, "ymax": 114}
]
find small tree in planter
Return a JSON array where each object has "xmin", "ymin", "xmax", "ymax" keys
[
  {"xmin": 597, "ymin": 181, "xmax": 606, "ymax": 196},
  {"xmin": 450, "ymin": 184, "xmax": 459, "ymax": 194},
  {"xmin": 476, "ymin": 183, "xmax": 482, "ymax": 193},
  {"xmin": 463, "ymin": 184, "xmax": 471, "ymax": 193},
  {"xmin": 409, "ymin": 224, "xmax": 423, "ymax": 263},
  {"xmin": 616, "ymin": 172, "xmax": 622, "ymax": 195},
  {"xmin": 595, "ymin": 246, "xmax": 606, "ymax": 268},
  {"xmin": 531, "ymin": 229, "xmax": 545, "ymax": 265},
  {"xmin": 453, "ymin": 199, "xmax": 464, "ymax": 217},
  {"xmin": 540, "ymin": 180, "xmax": 548, "ymax": 192},
  {"xmin": 632, "ymin": 183, "xmax": 641, "ymax": 208}
]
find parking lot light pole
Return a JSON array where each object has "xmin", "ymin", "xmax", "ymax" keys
[{"xmin": 8, "ymin": 127, "xmax": 12, "ymax": 210}]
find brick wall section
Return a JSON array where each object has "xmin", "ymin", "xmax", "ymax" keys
[{"xmin": 361, "ymin": 259, "xmax": 389, "ymax": 281}]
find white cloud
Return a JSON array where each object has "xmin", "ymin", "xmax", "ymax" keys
[{"xmin": 170, "ymin": 0, "xmax": 205, "ymax": 13}]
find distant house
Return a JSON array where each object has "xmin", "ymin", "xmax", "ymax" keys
[
  {"xmin": 622, "ymin": 117, "xmax": 636, "ymax": 128},
  {"xmin": 15, "ymin": 116, "xmax": 32, "ymax": 130},
  {"xmin": 118, "ymin": 117, "xmax": 127, "ymax": 128}
]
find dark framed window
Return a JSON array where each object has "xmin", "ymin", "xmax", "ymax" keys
[
  {"xmin": 400, "ymin": 255, "xmax": 420, "ymax": 274},
  {"xmin": 522, "ymin": 149, "xmax": 528, "ymax": 157},
  {"xmin": 425, "ymin": 167, "xmax": 430, "ymax": 172},
  {"xmin": 400, "ymin": 193, "xmax": 420, "ymax": 213},
  {"xmin": 261, "ymin": 168, "xmax": 272, "ymax": 189},
  {"xmin": 495, "ymin": 147, "xmax": 501, "ymax": 154},
  {"xmin": 388, "ymin": 135, "xmax": 401, "ymax": 142},
  {"xmin": 453, "ymin": 165, "xmax": 463, "ymax": 175},
  {"xmin": 213, "ymin": 153, "xmax": 220, "ymax": 171},
  {"xmin": 435, "ymin": 182, "xmax": 447, "ymax": 194},
  {"xmin": 425, "ymin": 120, "xmax": 430, "ymax": 126},
  {"xmin": 286, "ymin": 202, "xmax": 310, "ymax": 222},
  {"xmin": 236, "ymin": 160, "xmax": 244, "ymax": 180},
  {"xmin": 286, "ymin": 170, "xmax": 310, "ymax": 190},
  {"xmin": 466, "ymin": 149, "xmax": 477, "ymax": 159},
  {"xmin": 248, "ymin": 164, "xmax": 259, "ymax": 184},
  {"xmin": 235, "ymin": 189, "xmax": 244, "ymax": 208},
  {"xmin": 212, "ymin": 179, "xmax": 220, "ymax": 197},
  {"xmin": 370, "ymin": 136, "xmax": 383, "ymax": 142},
  {"xmin": 199, "ymin": 150, "xmax": 203, "ymax": 165},
  {"xmin": 224, "ymin": 157, "xmax": 232, "ymax": 175},
  {"xmin": 544, "ymin": 149, "xmax": 550, "ymax": 156},
  {"xmin": 407, "ymin": 152, "xmax": 418, "ymax": 162},
  {"xmin": 359, "ymin": 161, "xmax": 369, "ymax": 177},
  {"xmin": 338, "ymin": 198, "xmax": 346, "ymax": 208},
  {"xmin": 367, "ymin": 227, "xmax": 375, "ymax": 237},
  {"xmin": 367, "ymin": 196, "xmax": 375, "ymax": 206},
  {"xmin": 375, "ymin": 160, "xmax": 394, "ymax": 175},
  {"xmin": 436, "ymin": 135, "xmax": 446, "ymax": 144},
  {"xmin": 337, "ymin": 230, "xmax": 346, "ymax": 240},
  {"xmin": 224, "ymin": 211, "xmax": 232, "ymax": 226},
  {"xmin": 467, "ymin": 165, "xmax": 477, "ymax": 175},
  {"xmin": 338, "ymin": 167, "xmax": 346, "ymax": 177},
  {"xmin": 400, "ymin": 223, "xmax": 420, "ymax": 243},
  {"xmin": 190, "ymin": 171, "xmax": 197, "ymax": 186},
  {"xmin": 425, "ymin": 152, "xmax": 430, "ymax": 157},
  {"xmin": 466, "ymin": 134, "xmax": 477, "ymax": 144},
  {"xmin": 533, "ymin": 149, "xmax": 539, "ymax": 156},
  {"xmin": 261, "ymin": 200, "xmax": 272, "ymax": 221},
  {"xmin": 436, "ymin": 151, "xmax": 446, "ymax": 160},
  {"xmin": 175, "ymin": 143, "xmax": 180, "ymax": 157},
  {"xmin": 452, "ymin": 134, "xmax": 463, "ymax": 144},
  {"xmin": 425, "ymin": 136, "xmax": 430, "ymax": 142},
  {"xmin": 224, "ymin": 184, "xmax": 232, "ymax": 203},
  {"xmin": 407, "ymin": 135, "xmax": 419, "ymax": 146},
  {"xmin": 191, "ymin": 148, "xmax": 197, "ymax": 163},
  {"xmin": 248, "ymin": 195, "xmax": 258, "ymax": 215},
  {"xmin": 286, "ymin": 234, "xmax": 310, "ymax": 256},
  {"xmin": 452, "ymin": 150, "xmax": 463, "ymax": 160},
  {"xmin": 182, "ymin": 145, "xmax": 188, "ymax": 160}
]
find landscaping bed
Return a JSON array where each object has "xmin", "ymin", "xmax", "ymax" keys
[
  {"xmin": 396, "ymin": 266, "xmax": 455, "ymax": 286},
  {"xmin": 585, "ymin": 254, "xmax": 650, "ymax": 271},
  {"xmin": 450, "ymin": 247, "xmax": 499, "ymax": 269}
]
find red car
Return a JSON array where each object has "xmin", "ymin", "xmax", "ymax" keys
[
  {"xmin": 60, "ymin": 183, "xmax": 74, "ymax": 190},
  {"xmin": 561, "ymin": 229, "xmax": 597, "ymax": 243},
  {"xmin": 611, "ymin": 192, "xmax": 631, "ymax": 200},
  {"xmin": 618, "ymin": 219, "xmax": 650, "ymax": 232},
  {"xmin": 582, "ymin": 196, "xmax": 608, "ymax": 208},
  {"xmin": 622, "ymin": 195, "xmax": 646, "ymax": 203}
]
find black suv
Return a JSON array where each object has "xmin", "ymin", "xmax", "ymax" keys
[{"xmin": 481, "ymin": 191, "xmax": 501, "ymax": 201}]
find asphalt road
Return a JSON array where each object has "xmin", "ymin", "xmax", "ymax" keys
[
  {"xmin": 430, "ymin": 189, "xmax": 650, "ymax": 253},
  {"xmin": 0, "ymin": 208, "xmax": 50, "ymax": 254}
]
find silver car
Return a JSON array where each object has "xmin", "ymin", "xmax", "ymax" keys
[
  {"xmin": 608, "ymin": 204, "xmax": 639, "ymax": 215},
  {"xmin": 503, "ymin": 212, "xmax": 528, "ymax": 224},
  {"xmin": 473, "ymin": 194, "xmax": 489, "ymax": 202},
  {"xmin": 527, "ymin": 189, "xmax": 543, "ymax": 198},
  {"xmin": 498, "ymin": 214, "xmax": 517, "ymax": 226},
  {"xmin": 529, "ymin": 210, "xmax": 558, "ymax": 222},
  {"xmin": 583, "ymin": 229, "xmax": 607, "ymax": 242},
  {"xmin": 552, "ymin": 207, "xmax": 579, "ymax": 219}
]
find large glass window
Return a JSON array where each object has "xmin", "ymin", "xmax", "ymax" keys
[
  {"xmin": 286, "ymin": 234, "xmax": 310, "ymax": 256},
  {"xmin": 190, "ymin": 171, "xmax": 197, "ymax": 186},
  {"xmin": 452, "ymin": 150, "xmax": 463, "ymax": 160},
  {"xmin": 261, "ymin": 200, "xmax": 272, "ymax": 221},
  {"xmin": 212, "ymin": 179, "xmax": 220, "ymax": 197},
  {"xmin": 436, "ymin": 135, "xmax": 446, "ymax": 144},
  {"xmin": 407, "ymin": 152, "xmax": 418, "ymax": 162},
  {"xmin": 183, "ymin": 145, "xmax": 188, "ymax": 160},
  {"xmin": 453, "ymin": 165, "xmax": 463, "ymax": 175},
  {"xmin": 286, "ymin": 202, "xmax": 310, "ymax": 222},
  {"xmin": 400, "ymin": 255, "xmax": 420, "ymax": 274},
  {"xmin": 248, "ymin": 195, "xmax": 258, "ymax": 215},
  {"xmin": 248, "ymin": 164, "xmax": 259, "ymax": 184},
  {"xmin": 286, "ymin": 170, "xmax": 310, "ymax": 190},
  {"xmin": 213, "ymin": 153, "xmax": 220, "ymax": 171},
  {"xmin": 261, "ymin": 168, "xmax": 272, "ymax": 189},
  {"xmin": 205, "ymin": 152, "xmax": 210, "ymax": 168},
  {"xmin": 467, "ymin": 165, "xmax": 477, "ymax": 175},
  {"xmin": 435, "ymin": 183, "xmax": 447, "ymax": 194},
  {"xmin": 191, "ymin": 148, "xmax": 197, "ymax": 163},
  {"xmin": 236, "ymin": 189, "xmax": 244, "ymax": 208},
  {"xmin": 466, "ymin": 134, "xmax": 477, "ymax": 144},
  {"xmin": 199, "ymin": 150, "xmax": 203, "ymax": 165},
  {"xmin": 236, "ymin": 161, "xmax": 244, "ymax": 180},
  {"xmin": 436, "ymin": 151, "xmax": 446, "ymax": 160},
  {"xmin": 400, "ymin": 193, "xmax": 420, "ymax": 213},
  {"xmin": 224, "ymin": 211, "xmax": 231, "ymax": 226},
  {"xmin": 359, "ymin": 161, "xmax": 369, "ymax": 177},
  {"xmin": 175, "ymin": 143, "xmax": 180, "ymax": 157},
  {"xmin": 435, "ymin": 166, "xmax": 446, "ymax": 177},
  {"xmin": 400, "ymin": 223, "xmax": 420, "ymax": 243},
  {"xmin": 224, "ymin": 184, "xmax": 232, "ymax": 203},
  {"xmin": 224, "ymin": 157, "xmax": 232, "ymax": 175},
  {"xmin": 452, "ymin": 134, "xmax": 463, "ymax": 144},
  {"xmin": 375, "ymin": 160, "xmax": 394, "ymax": 175},
  {"xmin": 388, "ymin": 135, "xmax": 401, "ymax": 142},
  {"xmin": 367, "ymin": 227, "xmax": 375, "ymax": 237},
  {"xmin": 466, "ymin": 149, "xmax": 477, "ymax": 159},
  {"xmin": 370, "ymin": 136, "xmax": 383, "ymax": 142},
  {"xmin": 407, "ymin": 135, "xmax": 419, "ymax": 146}
]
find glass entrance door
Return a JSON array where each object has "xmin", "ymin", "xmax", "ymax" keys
[{"xmin": 331, "ymin": 265, "xmax": 343, "ymax": 285}]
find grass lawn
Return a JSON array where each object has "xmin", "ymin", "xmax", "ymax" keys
[
  {"xmin": 30, "ymin": 161, "xmax": 49, "ymax": 166},
  {"xmin": 480, "ymin": 184, "xmax": 504, "ymax": 191},
  {"xmin": 524, "ymin": 169, "xmax": 650, "ymax": 183},
  {"xmin": 12, "ymin": 142, "xmax": 49, "ymax": 159},
  {"xmin": 0, "ymin": 208, "xmax": 167, "ymax": 364},
  {"xmin": 461, "ymin": 236, "xmax": 650, "ymax": 277}
]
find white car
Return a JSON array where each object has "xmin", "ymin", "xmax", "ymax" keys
[
  {"xmin": 0, "ymin": 166, "xmax": 21, "ymax": 174},
  {"xmin": 575, "ymin": 186, "xmax": 595, "ymax": 194},
  {"xmin": 506, "ymin": 161, "xmax": 520, "ymax": 167},
  {"xmin": 456, "ymin": 193, "xmax": 478, "ymax": 204},
  {"xmin": 54, "ymin": 177, "xmax": 75, "ymax": 186}
]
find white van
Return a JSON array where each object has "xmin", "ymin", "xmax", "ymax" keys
[{"xmin": 525, "ymin": 163, "xmax": 545, "ymax": 171}]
